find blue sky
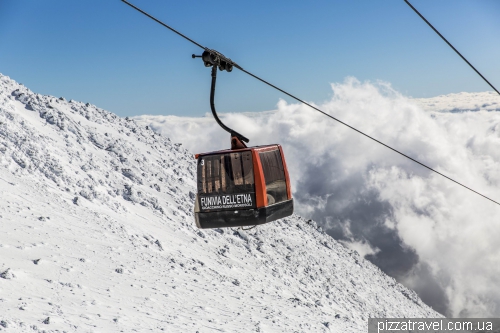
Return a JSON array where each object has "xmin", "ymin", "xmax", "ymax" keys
[{"xmin": 1, "ymin": 0, "xmax": 499, "ymax": 117}]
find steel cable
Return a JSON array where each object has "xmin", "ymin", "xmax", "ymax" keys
[
  {"xmin": 121, "ymin": 0, "xmax": 500, "ymax": 206},
  {"xmin": 404, "ymin": 0, "xmax": 499, "ymax": 96}
]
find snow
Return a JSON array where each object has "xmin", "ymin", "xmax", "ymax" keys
[{"xmin": 0, "ymin": 74, "xmax": 440, "ymax": 332}]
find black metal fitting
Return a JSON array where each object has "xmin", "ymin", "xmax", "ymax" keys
[{"xmin": 193, "ymin": 49, "xmax": 234, "ymax": 72}]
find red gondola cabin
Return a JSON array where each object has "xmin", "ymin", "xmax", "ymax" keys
[{"xmin": 194, "ymin": 144, "xmax": 293, "ymax": 229}]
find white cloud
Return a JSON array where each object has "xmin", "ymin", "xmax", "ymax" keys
[
  {"xmin": 340, "ymin": 237, "xmax": 380, "ymax": 258},
  {"xmin": 134, "ymin": 78, "xmax": 500, "ymax": 317}
]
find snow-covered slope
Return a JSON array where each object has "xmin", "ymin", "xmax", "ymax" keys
[{"xmin": 0, "ymin": 74, "xmax": 440, "ymax": 332}]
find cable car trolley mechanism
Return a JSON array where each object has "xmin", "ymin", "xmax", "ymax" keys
[{"xmin": 192, "ymin": 50, "xmax": 293, "ymax": 229}]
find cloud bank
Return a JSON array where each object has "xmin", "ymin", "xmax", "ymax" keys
[{"xmin": 135, "ymin": 78, "xmax": 500, "ymax": 317}]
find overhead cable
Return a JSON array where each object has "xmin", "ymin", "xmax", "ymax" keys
[
  {"xmin": 121, "ymin": 0, "xmax": 500, "ymax": 207},
  {"xmin": 404, "ymin": 0, "xmax": 500, "ymax": 96}
]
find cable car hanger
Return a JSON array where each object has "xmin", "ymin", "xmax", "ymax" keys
[
  {"xmin": 121, "ymin": 0, "xmax": 500, "ymax": 208},
  {"xmin": 191, "ymin": 52, "xmax": 249, "ymax": 149}
]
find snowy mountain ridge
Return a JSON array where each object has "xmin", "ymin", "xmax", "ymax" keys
[{"xmin": 0, "ymin": 74, "xmax": 440, "ymax": 332}]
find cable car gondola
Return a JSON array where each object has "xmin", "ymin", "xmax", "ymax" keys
[
  {"xmin": 121, "ymin": 0, "xmax": 500, "ymax": 229},
  {"xmin": 192, "ymin": 50, "xmax": 294, "ymax": 229}
]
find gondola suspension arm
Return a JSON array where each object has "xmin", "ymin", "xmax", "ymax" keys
[{"xmin": 197, "ymin": 54, "xmax": 250, "ymax": 146}]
